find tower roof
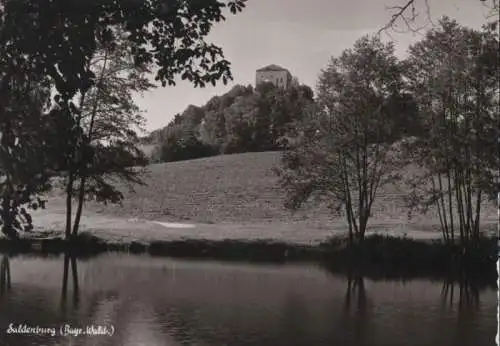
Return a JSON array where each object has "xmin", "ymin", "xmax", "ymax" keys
[{"xmin": 256, "ymin": 64, "xmax": 288, "ymax": 72}]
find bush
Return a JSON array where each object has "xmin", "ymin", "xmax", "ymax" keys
[{"xmin": 159, "ymin": 134, "xmax": 218, "ymax": 162}]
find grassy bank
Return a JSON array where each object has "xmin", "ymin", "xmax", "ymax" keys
[{"xmin": 0, "ymin": 233, "xmax": 497, "ymax": 287}]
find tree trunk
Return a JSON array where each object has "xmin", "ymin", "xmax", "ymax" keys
[
  {"xmin": 454, "ymin": 169, "xmax": 466, "ymax": 243},
  {"xmin": 473, "ymin": 190, "xmax": 482, "ymax": 242},
  {"xmin": 445, "ymin": 167, "xmax": 455, "ymax": 243},
  {"xmin": 72, "ymin": 177, "xmax": 87, "ymax": 237},
  {"xmin": 65, "ymin": 172, "xmax": 74, "ymax": 240},
  {"xmin": 69, "ymin": 50, "xmax": 107, "ymax": 237},
  {"xmin": 432, "ymin": 176, "xmax": 448, "ymax": 242},
  {"xmin": 437, "ymin": 173, "xmax": 450, "ymax": 242},
  {"xmin": 465, "ymin": 166, "xmax": 473, "ymax": 240}
]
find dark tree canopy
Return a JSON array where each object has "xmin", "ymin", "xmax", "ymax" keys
[
  {"xmin": 0, "ymin": 0, "xmax": 246, "ymax": 238},
  {"xmin": 0, "ymin": 0, "xmax": 246, "ymax": 102}
]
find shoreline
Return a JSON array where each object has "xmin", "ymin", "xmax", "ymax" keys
[{"xmin": 1, "ymin": 232, "xmax": 497, "ymax": 288}]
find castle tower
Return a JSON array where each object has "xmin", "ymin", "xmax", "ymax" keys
[{"xmin": 255, "ymin": 64, "xmax": 292, "ymax": 89}]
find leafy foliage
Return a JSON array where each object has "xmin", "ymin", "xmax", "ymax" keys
[
  {"xmin": 403, "ymin": 17, "xmax": 499, "ymax": 245},
  {"xmin": 61, "ymin": 25, "xmax": 160, "ymax": 238},
  {"xmin": 0, "ymin": 67, "xmax": 59, "ymax": 237},
  {"xmin": 0, "ymin": 0, "xmax": 246, "ymax": 100},
  {"xmin": 150, "ymin": 82, "xmax": 315, "ymax": 162},
  {"xmin": 157, "ymin": 132, "xmax": 218, "ymax": 163},
  {"xmin": 0, "ymin": 0, "xmax": 246, "ymax": 239},
  {"xmin": 278, "ymin": 35, "xmax": 410, "ymax": 244}
]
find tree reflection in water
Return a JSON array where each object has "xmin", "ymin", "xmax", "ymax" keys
[
  {"xmin": 60, "ymin": 252, "xmax": 80, "ymax": 313},
  {"xmin": 339, "ymin": 270, "xmax": 371, "ymax": 346},
  {"xmin": 0, "ymin": 255, "xmax": 11, "ymax": 296},
  {"xmin": 440, "ymin": 275, "xmax": 484, "ymax": 346},
  {"xmin": 440, "ymin": 276, "xmax": 480, "ymax": 310}
]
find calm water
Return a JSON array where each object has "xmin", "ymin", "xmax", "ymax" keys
[{"xmin": 0, "ymin": 253, "xmax": 497, "ymax": 346}]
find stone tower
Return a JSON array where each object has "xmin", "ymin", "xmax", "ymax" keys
[{"xmin": 255, "ymin": 64, "xmax": 293, "ymax": 89}]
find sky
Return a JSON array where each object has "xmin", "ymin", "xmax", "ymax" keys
[{"xmin": 135, "ymin": 0, "xmax": 494, "ymax": 133}]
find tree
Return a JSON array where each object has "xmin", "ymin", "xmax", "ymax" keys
[
  {"xmin": 0, "ymin": 63, "xmax": 57, "ymax": 238},
  {"xmin": 153, "ymin": 82, "xmax": 313, "ymax": 158},
  {"xmin": 277, "ymin": 35, "xmax": 407, "ymax": 246},
  {"xmin": 200, "ymin": 85, "xmax": 254, "ymax": 152},
  {"xmin": 266, "ymin": 84, "xmax": 314, "ymax": 147},
  {"xmin": 0, "ymin": 0, "xmax": 246, "ymax": 99},
  {"xmin": 0, "ymin": 0, "xmax": 246, "ymax": 238},
  {"xmin": 158, "ymin": 132, "xmax": 217, "ymax": 162},
  {"xmin": 404, "ymin": 18, "xmax": 499, "ymax": 246},
  {"xmin": 223, "ymin": 95, "xmax": 257, "ymax": 153},
  {"xmin": 63, "ymin": 26, "xmax": 155, "ymax": 239},
  {"xmin": 380, "ymin": 0, "xmax": 499, "ymax": 34}
]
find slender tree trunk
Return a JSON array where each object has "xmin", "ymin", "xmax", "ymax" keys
[
  {"xmin": 455, "ymin": 169, "xmax": 466, "ymax": 243},
  {"xmin": 346, "ymin": 198, "xmax": 354, "ymax": 247},
  {"xmin": 432, "ymin": 175, "xmax": 448, "ymax": 242},
  {"xmin": 473, "ymin": 190, "xmax": 482, "ymax": 241},
  {"xmin": 342, "ymin": 154, "xmax": 357, "ymax": 246},
  {"xmin": 65, "ymin": 172, "xmax": 74, "ymax": 240},
  {"xmin": 359, "ymin": 130, "xmax": 369, "ymax": 241},
  {"xmin": 465, "ymin": 166, "xmax": 473, "ymax": 240},
  {"xmin": 445, "ymin": 167, "xmax": 455, "ymax": 243},
  {"xmin": 437, "ymin": 172, "xmax": 450, "ymax": 242},
  {"xmin": 355, "ymin": 138, "xmax": 363, "ymax": 242},
  {"xmin": 70, "ymin": 50, "xmax": 108, "ymax": 237},
  {"xmin": 72, "ymin": 177, "xmax": 86, "ymax": 236}
]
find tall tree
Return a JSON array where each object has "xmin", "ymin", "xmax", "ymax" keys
[
  {"xmin": 278, "ymin": 35, "xmax": 407, "ymax": 245},
  {"xmin": 64, "ymin": 26, "xmax": 155, "ymax": 239},
  {"xmin": 0, "ymin": 0, "xmax": 246, "ymax": 238},
  {"xmin": 404, "ymin": 18, "xmax": 499, "ymax": 246},
  {"xmin": 0, "ymin": 62, "xmax": 57, "ymax": 238}
]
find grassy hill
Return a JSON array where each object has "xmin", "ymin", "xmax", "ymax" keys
[{"xmin": 77, "ymin": 151, "xmax": 496, "ymax": 232}]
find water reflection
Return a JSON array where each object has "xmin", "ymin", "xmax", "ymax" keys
[
  {"xmin": 0, "ymin": 256, "xmax": 11, "ymax": 296},
  {"xmin": 441, "ymin": 278, "xmax": 480, "ymax": 309},
  {"xmin": 441, "ymin": 277, "xmax": 485, "ymax": 346},
  {"xmin": 0, "ymin": 254, "xmax": 496, "ymax": 346},
  {"xmin": 60, "ymin": 253, "xmax": 80, "ymax": 312}
]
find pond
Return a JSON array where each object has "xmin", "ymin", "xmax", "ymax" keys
[{"xmin": 0, "ymin": 253, "xmax": 497, "ymax": 346}]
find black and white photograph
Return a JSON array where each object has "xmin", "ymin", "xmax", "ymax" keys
[{"xmin": 0, "ymin": 0, "xmax": 498, "ymax": 345}]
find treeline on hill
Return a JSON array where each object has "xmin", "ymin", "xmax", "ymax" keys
[
  {"xmin": 146, "ymin": 83, "xmax": 314, "ymax": 162},
  {"xmin": 146, "ymin": 81, "xmax": 424, "ymax": 163}
]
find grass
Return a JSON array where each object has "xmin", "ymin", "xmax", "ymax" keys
[
  {"xmin": 87, "ymin": 151, "xmax": 296, "ymax": 223},
  {"xmin": 49, "ymin": 151, "xmax": 496, "ymax": 229},
  {"xmin": 320, "ymin": 234, "xmax": 497, "ymax": 286}
]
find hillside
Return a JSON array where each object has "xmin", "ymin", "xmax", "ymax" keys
[{"xmin": 76, "ymin": 152, "xmax": 496, "ymax": 233}]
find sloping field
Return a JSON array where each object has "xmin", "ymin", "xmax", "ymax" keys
[{"xmin": 75, "ymin": 151, "xmax": 496, "ymax": 233}]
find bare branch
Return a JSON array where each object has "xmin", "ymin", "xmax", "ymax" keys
[
  {"xmin": 378, "ymin": 0, "xmax": 433, "ymax": 36},
  {"xmin": 378, "ymin": 0, "xmax": 415, "ymax": 35},
  {"xmin": 380, "ymin": 0, "xmax": 498, "ymax": 36}
]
